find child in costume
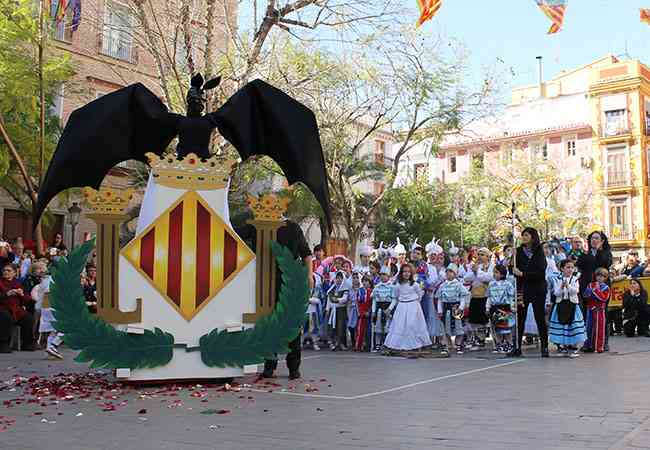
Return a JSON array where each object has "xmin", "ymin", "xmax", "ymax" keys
[
  {"xmin": 346, "ymin": 272, "xmax": 361, "ymax": 346},
  {"xmin": 485, "ymin": 264, "xmax": 515, "ymax": 353},
  {"xmin": 355, "ymin": 276, "xmax": 373, "ymax": 351},
  {"xmin": 549, "ymin": 259, "xmax": 586, "ymax": 357},
  {"xmin": 436, "ymin": 264, "xmax": 470, "ymax": 356},
  {"xmin": 32, "ymin": 275, "xmax": 64, "ymax": 359},
  {"xmin": 326, "ymin": 272, "xmax": 349, "ymax": 350},
  {"xmin": 383, "ymin": 264, "xmax": 432, "ymax": 353},
  {"xmin": 410, "ymin": 241, "xmax": 433, "ymax": 326},
  {"xmin": 425, "ymin": 237, "xmax": 445, "ymax": 345},
  {"xmin": 371, "ymin": 266, "xmax": 394, "ymax": 351},
  {"xmin": 464, "ymin": 247, "xmax": 493, "ymax": 350},
  {"xmin": 582, "ymin": 268, "xmax": 610, "ymax": 353},
  {"xmin": 304, "ymin": 273, "xmax": 323, "ymax": 351}
]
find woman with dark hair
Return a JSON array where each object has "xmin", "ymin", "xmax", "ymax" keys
[
  {"xmin": 511, "ymin": 227, "xmax": 548, "ymax": 357},
  {"xmin": 576, "ymin": 231, "xmax": 613, "ymax": 349},
  {"xmin": 577, "ymin": 231, "xmax": 613, "ymax": 298},
  {"xmin": 622, "ymin": 278, "xmax": 650, "ymax": 337}
]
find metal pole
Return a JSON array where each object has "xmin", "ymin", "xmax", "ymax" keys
[{"xmin": 511, "ymin": 201, "xmax": 520, "ymax": 354}]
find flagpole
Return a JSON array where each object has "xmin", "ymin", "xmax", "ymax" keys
[{"xmin": 511, "ymin": 201, "xmax": 520, "ymax": 355}]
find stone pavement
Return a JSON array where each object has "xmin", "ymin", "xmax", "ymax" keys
[{"xmin": 1, "ymin": 337, "xmax": 649, "ymax": 450}]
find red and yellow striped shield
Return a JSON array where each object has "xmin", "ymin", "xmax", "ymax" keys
[
  {"xmin": 641, "ymin": 8, "xmax": 650, "ymax": 26},
  {"xmin": 122, "ymin": 191, "xmax": 255, "ymax": 321}
]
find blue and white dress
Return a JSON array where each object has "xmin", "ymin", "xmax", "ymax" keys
[{"xmin": 549, "ymin": 276, "xmax": 586, "ymax": 346}]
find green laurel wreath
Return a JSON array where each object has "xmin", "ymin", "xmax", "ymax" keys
[{"xmin": 51, "ymin": 238, "xmax": 309, "ymax": 369}]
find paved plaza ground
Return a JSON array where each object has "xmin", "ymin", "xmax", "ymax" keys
[{"xmin": 1, "ymin": 338, "xmax": 649, "ymax": 450}]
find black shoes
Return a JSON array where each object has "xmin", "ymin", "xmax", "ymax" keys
[
  {"xmin": 261, "ymin": 370, "xmax": 275, "ymax": 379},
  {"xmin": 541, "ymin": 348, "xmax": 549, "ymax": 358},
  {"xmin": 288, "ymin": 371, "xmax": 301, "ymax": 380},
  {"xmin": 507, "ymin": 348, "xmax": 522, "ymax": 357}
]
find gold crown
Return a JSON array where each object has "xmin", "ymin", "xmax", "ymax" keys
[
  {"xmin": 247, "ymin": 193, "xmax": 290, "ymax": 222},
  {"xmin": 83, "ymin": 188, "xmax": 133, "ymax": 215},
  {"xmin": 145, "ymin": 152, "xmax": 238, "ymax": 190}
]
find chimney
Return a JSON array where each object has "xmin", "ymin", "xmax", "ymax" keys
[{"xmin": 536, "ymin": 56, "xmax": 545, "ymax": 98}]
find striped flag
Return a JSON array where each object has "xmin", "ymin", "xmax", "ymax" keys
[
  {"xmin": 641, "ymin": 8, "xmax": 650, "ymax": 25},
  {"xmin": 71, "ymin": 0, "xmax": 81, "ymax": 31},
  {"xmin": 54, "ymin": 0, "xmax": 67, "ymax": 24},
  {"xmin": 535, "ymin": 0, "xmax": 567, "ymax": 34},
  {"xmin": 123, "ymin": 191, "xmax": 255, "ymax": 321},
  {"xmin": 416, "ymin": 0, "xmax": 442, "ymax": 28}
]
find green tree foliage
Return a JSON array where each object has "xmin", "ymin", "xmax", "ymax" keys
[
  {"xmin": 0, "ymin": 0, "xmax": 73, "ymax": 217},
  {"xmin": 373, "ymin": 180, "xmax": 460, "ymax": 246},
  {"xmin": 458, "ymin": 157, "xmax": 591, "ymax": 245}
]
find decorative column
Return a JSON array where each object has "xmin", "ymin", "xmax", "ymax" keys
[
  {"xmin": 242, "ymin": 193, "xmax": 290, "ymax": 323},
  {"xmin": 83, "ymin": 188, "xmax": 142, "ymax": 324}
]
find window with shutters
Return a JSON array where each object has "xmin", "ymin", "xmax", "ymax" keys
[{"xmin": 101, "ymin": 2, "xmax": 135, "ymax": 62}]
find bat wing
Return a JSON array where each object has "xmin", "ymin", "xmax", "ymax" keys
[
  {"xmin": 35, "ymin": 83, "xmax": 178, "ymax": 224},
  {"xmin": 209, "ymin": 79, "xmax": 332, "ymax": 230}
]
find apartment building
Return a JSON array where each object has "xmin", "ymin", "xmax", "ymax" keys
[{"xmin": 395, "ymin": 55, "xmax": 650, "ymax": 256}]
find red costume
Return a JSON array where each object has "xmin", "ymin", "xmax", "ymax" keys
[
  {"xmin": 583, "ymin": 281, "xmax": 609, "ymax": 353},
  {"xmin": 355, "ymin": 287, "xmax": 372, "ymax": 351}
]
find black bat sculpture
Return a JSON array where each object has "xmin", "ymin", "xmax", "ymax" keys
[{"xmin": 35, "ymin": 75, "xmax": 331, "ymax": 229}]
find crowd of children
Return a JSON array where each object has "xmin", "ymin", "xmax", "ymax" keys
[{"xmin": 306, "ymin": 231, "xmax": 643, "ymax": 358}]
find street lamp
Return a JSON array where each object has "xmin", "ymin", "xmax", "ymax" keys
[{"xmin": 68, "ymin": 202, "xmax": 82, "ymax": 249}]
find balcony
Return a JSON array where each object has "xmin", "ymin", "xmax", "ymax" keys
[
  {"xmin": 608, "ymin": 226, "xmax": 635, "ymax": 242},
  {"xmin": 605, "ymin": 171, "xmax": 630, "ymax": 188},
  {"xmin": 100, "ymin": 34, "xmax": 136, "ymax": 63},
  {"xmin": 374, "ymin": 153, "xmax": 394, "ymax": 167},
  {"xmin": 601, "ymin": 124, "xmax": 631, "ymax": 138},
  {"xmin": 645, "ymin": 116, "xmax": 650, "ymax": 136}
]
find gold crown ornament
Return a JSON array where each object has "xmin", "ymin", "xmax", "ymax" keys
[
  {"xmin": 83, "ymin": 188, "xmax": 134, "ymax": 215},
  {"xmin": 145, "ymin": 152, "xmax": 238, "ymax": 190},
  {"xmin": 247, "ymin": 193, "xmax": 290, "ymax": 222}
]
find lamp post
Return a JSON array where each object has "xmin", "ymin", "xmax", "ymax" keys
[{"xmin": 67, "ymin": 202, "xmax": 82, "ymax": 249}]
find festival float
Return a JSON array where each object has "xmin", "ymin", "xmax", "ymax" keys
[{"xmin": 34, "ymin": 75, "xmax": 330, "ymax": 382}]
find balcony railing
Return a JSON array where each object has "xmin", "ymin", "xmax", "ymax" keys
[
  {"xmin": 374, "ymin": 154, "xmax": 394, "ymax": 167},
  {"xmin": 608, "ymin": 227, "xmax": 634, "ymax": 241},
  {"xmin": 100, "ymin": 33, "xmax": 135, "ymax": 63},
  {"xmin": 601, "ymin": 124, "xmax": 631, "ymax": 138},
  {"xmin": 605, "ymin": 171, "xmax": 629, "ymax": 187}
]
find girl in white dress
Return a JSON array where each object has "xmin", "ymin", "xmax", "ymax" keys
[{"xmin": 383, "ymin": 264, "xmax": 432, "ymax": 352}]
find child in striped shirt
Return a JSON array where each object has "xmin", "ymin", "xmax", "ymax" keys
[{"xmin": 485, "ymin": 264, "xmax": 515, "ymax": 353}]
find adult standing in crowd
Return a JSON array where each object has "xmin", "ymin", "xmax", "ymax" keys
[
  {"xmin": 576, "ymin": 231, "xmax": 613, "ymax": 349},
  {"xmin": 236, "ymin": 218, "xmax": 313, "ymax": 380},
  {"xmin": 511, "ymin": 227, "xmax": 548, "ymax": 357},
  {"xmin": 0, "ymin": 264, "xmax": 35, "ymax": 353}
]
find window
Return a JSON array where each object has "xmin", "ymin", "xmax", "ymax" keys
[
  {"xmin": 50, "ymin": 0, "xmax": 73, "ymax": 42},
  {"xmin": 471, "ymin": 152, "xmax": 484, "ymax": 170},
  {"xmin": 49, "ymin": 85, "xmax": 64, "ymax": 119},
  {"xmin": 604, "ymin": 109, "xmax": 627, "ymax": 136},
  {"xmin": 609, "ymin": 199, "xmax": 629, "ymax": 239},
  {"xmin": 531, "ymin": 141, "xmax": 548, "ymax": 161},
  {"xmin": 566, "ymin": 139, "xmax": 576, "ymax": 157},
  {"xmin": 449, "ymin": 155, "xmax": 457, "ymax": 173},
  {"xmin": 606, "ymin": 146, "xmax": 627, "ymax": 187},
  {"xmin": 101, "ymin": 2, "xmax": 135, "ymax": 62},
  {"xmin": 645, "ymin": 98, "xmax": 650, "ymax": 135},
  {"xmin": 414, "ymin": 163, "xmax": 428, "ymax": 182},
  {"xmin": 502, "ymin": 146, "xmax": 513, "ymax": 165}
]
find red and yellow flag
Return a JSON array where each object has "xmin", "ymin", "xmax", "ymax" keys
[
  {"xmin": 416, "ymin": 0, "xmax": 442, "ymax": 28},
  {"xmin": 535, "ymin": 0, "xmax": 567, "ymax": 34},
  {"xmin": 55, "ymin": 0, "xmax": 67, "ymax": 24},
  {"xmin": 641, "ymin": 8, "xmax": 650, "ymax": 25}
]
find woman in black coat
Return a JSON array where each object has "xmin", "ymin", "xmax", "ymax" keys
[
  {"xmin": 577, "ymin": 231, "xmax": 613, "ymax": 299},
  {"xmin": 511, "ymin": 227, "xmax": 548, "ymax": 357},
  {"xmin": 622, "ymin": 278, "xmax": 650, "ymax": 337},
  {"xmin": 576, "ymin": 231, "xmax": 613, "ymax": 348}
]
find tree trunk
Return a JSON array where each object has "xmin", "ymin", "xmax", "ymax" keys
[
  {"xmin": 347, "ymin": 228, "xmax": 360, "ymax": 263},
  {"xmin": 34, "ymin": 222, "xmax": 45, "ymax": 257},
  {"xmin": 318, "ymin": 216, "xmax": 329, "ymax": 248}
]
